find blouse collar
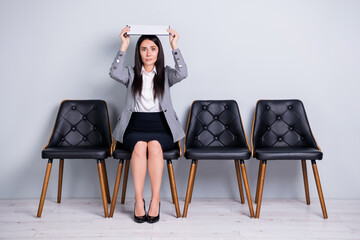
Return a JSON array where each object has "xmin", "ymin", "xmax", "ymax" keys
[{"xmin": 141, "ymin": 66, "xmax": 157, "ymax": 75}]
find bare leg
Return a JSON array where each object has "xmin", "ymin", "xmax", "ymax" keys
[
  {"xmin": 131, "ymin": 141, "xmax": 148, "ymax": 217},
  {"xmin": 147, "ymin": 140, "xmax": 163, "ymax": 217}
]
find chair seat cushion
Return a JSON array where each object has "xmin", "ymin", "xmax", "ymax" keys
[
  {"xmin": 163, "ymin": 149, "xmax": 180, "ymax": 160},
  {"xmin": 185, "ymin": 147, "xmax": 251, "ymax": 160},
  {"xmin": 42, "ymin": 147, "xmax": 110, "ymax": 159},
  {"xmin": 112, "ymin": 148, "xmax": 131, "ymax": 160},
  {"xmin": 112, "ymin": 146, "xmax": 180, "ymax": 160},
  {"xmin": 254, "ymin": 147, "xmax": 323, "ymax": 160}
]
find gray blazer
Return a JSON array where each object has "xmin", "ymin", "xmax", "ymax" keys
[{"xmin": 109, "ymin": 48, "xmax": 188, "ymax": 143}]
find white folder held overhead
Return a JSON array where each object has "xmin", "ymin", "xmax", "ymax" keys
[{"xmin": 124, "ymin": 25, "xmax": 171, "ymax": 37}]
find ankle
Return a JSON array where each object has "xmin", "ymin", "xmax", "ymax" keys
[
  {"xmin": 150, "ymin": 196, "xmax": 160, "ymax": 203},
  {"xmin": 149, "ymin": 200, "xmax": 160, "ymax": 212}
]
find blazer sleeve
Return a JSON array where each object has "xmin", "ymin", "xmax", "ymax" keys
[
  {"xmin": 109, "ymin": 50, "xmax": 131, "ymax": 86},
  {"xmin": 167, "ymin": 48, "xmax": 188, "ymax": 87}
]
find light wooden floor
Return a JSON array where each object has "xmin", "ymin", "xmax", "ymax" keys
[{"xmin": 0, "ymin": 199, "xmax": 359, "ymax": 239}]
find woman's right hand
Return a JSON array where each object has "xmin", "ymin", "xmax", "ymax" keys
[{"xmin": 119, "ymin": 26, "xmax": 130, "ymax": 52}]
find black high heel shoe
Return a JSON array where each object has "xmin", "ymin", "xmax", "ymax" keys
[
  {"xmin": 147, "ymin": 201, "xmax": 160, "ymax": 224},
  {"xmin": 134, "ymin": 199, "xmax": 147, "ymax": 223}
]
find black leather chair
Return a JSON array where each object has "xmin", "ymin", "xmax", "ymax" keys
[
  {"xmin": 252, "ymin": 99, "xmax": 327, "ymax": 218},
  {"xmin": 109, "ymin": 142, "xmax": 182, "ymax": 218},
  {"xmin": 183, "ymin": 100, "xmax": 254, "ymax": 218},
  {"xmin": 37, "ymin": 100, "xmax": 112, "ymax": 218}
]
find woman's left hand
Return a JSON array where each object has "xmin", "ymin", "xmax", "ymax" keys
[{"xmin": 168, "ymin": 28, "xmax": 179, "ymax": 50}]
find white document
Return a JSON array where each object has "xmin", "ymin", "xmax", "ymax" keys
[{"xmin": 125, "ymin": 25, "xmax": 170, "ymax": 36}]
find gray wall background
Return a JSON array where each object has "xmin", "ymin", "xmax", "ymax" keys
[{"xmin": 0, "ymin": 0, "xmax": 359, "ymax": 200}]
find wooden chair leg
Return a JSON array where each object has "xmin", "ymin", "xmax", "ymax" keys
[
  {"xmin": 101, "ymin": 159, "xmax": 111, "ymax": 204},
  {"xmin": 109, "ymin": 160, "xmax": 124, "ymax": 217},
  {"xmin": 255, "ymin": 160, "xmax": 262, "ymax": 204},
  {"xmin": 301, "ymin": 160, "xmax": 310, "ymax": 205},
  {"xmin": 121, "ymin": 159, "xmax": 130, "ymax": 204},
  {"xmin": 57, "ymin": 159, "xmax": 64, "ymax": 204},
  {"xmin": 167, "ymin": 160, "xmax": 181, "ymax": 218},
  {"xmin": 311, "ymin": 160, "xmax": 328, "ymax": 219},
  {"xmin": 255, "ymin": 160, "xmax": 267, "ymax": 218},
  {"xmin": 189, "ymin": 160, "xmax": 198, "ymax": 203},
  {"xmin": 183, "ymin": 160, "xmax": 197, "ymax": 218},
  {"xmin": 167, "ymin": 160, "xmax": 176, "ymax": 204},
  {"xmin": 97, "ymin": 160, "xmax": 109, "ymax": 218},
  {"xmin": 234, "ymin": 160, "xmax": 245, "ymax": 204},
  {"xmin": 240, "ymin": 160, "xmax": 255, "ymax": 218},
  {"xmin": 37, "ymin": 159, "xmax": 53, "ymax": 218}
]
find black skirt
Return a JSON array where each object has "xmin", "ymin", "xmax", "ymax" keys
[{"xmin": 123, "ymin": 112, "xmax": 176, "ymax": 151}]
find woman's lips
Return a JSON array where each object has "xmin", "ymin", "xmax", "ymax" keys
[{"xmin": 145, "ymin": 58, "xmax": 152, "ymax": 61}]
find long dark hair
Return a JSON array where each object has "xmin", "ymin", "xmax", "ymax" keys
[{"xmin": 132, "ymin": 35, "xmax": 165, "ymax": 100}]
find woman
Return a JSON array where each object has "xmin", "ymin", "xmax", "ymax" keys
[{"xmin": 109, "ymin": 26, "xmax": 187, "ymax": 223}]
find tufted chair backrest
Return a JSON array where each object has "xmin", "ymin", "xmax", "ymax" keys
[
  {"xmin": 185, "ymin": 100, "xmax": 249, "ymax": 149},
  {"xmin": 46, "ymin": 100, "xmax": 112, "ymax": 148},
  {"xmin": 252, "ymin": 99, "xmax": 319, "ymax": 150}
]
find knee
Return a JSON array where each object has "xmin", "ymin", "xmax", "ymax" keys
[
  {"xmin": 148, "ymin": 140, "xmax": 163, "ymax": 157},
  {"xmin": 132, "ymin": 141, "xmax": 147, "ymax": 158}
]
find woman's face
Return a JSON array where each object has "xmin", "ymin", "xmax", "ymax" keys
[{"xmin": 139, "ymin": 39, "xmax": 159, "ymax": 69}]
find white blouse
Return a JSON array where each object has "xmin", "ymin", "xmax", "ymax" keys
[{"xmin": 134, "ymin": 66, "xmax": 161, "ymax": 112}]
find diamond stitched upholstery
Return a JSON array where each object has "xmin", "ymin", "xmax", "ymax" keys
[
  {"xmin": 185, "ymin": 100, "xmax": 250, "ymax": 160},
  {"xmin": 252, "ymin": 99, "xmax": 322, "ymax": 160},
  {"xmin": 42, "ymin": 100, "xmax": 112, "ymax": 159}
]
